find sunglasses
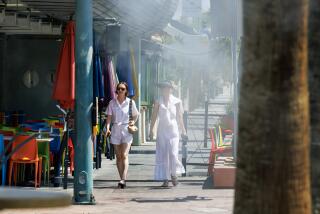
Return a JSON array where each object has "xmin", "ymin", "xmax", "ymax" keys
[{"xmin": 117, "ymin": 87, "xmax": 126, "ymax": 91}]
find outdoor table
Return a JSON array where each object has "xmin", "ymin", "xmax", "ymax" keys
[
  {"xmin": 2, "ymin": 136, "xmax": 53, "ymax": 151},
  {"xmin": 3, "ymin": 136, "xmax": 13, "ymax": 141},
  {"xmin": 36, "ymin": 138, "xmax": 54, "ymax": 143},
  {"xmin": 0, "ymin": 187, "xmax": 71, "ymax": 209}
]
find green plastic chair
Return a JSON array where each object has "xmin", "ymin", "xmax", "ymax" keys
[
  {"xmin": 218, "ymin": 126, "xmax": 233, "ymax": 148},
  {"xmin": 37, "ymin": 141, "xmax": 50, "ymax": 185},
  {"xmin": 0, "ymin": 126, "xmax": 17, "ymax": 134}
]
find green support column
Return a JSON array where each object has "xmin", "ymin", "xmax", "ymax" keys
[
  {"xmin": 74, "ymin": 0, "xmax": 95, "ymax": 204},
  {"xmin": 232, "ymin": 0, "xmax": 238, "ymax": 159},
  {"xmin": 132, "ymin": 38, "xmax": 142, "ymax": 146}
]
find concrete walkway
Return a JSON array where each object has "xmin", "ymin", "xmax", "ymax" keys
[
  {"xmin": 0, "ymin": 143, "xmax": 234, "ymax": 214},
  {"xmin": 0, "ymin": 90, "xmax": 235, "ymax": 213}
]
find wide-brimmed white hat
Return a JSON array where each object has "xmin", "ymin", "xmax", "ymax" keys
[{"xmin": 157, "ymin": 81, "xmax": 175, "ymax": 89}]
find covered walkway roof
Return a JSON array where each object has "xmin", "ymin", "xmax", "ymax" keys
[{"xmin": 0, "ymin": 0, "xmax": 178, "ymax": 36}]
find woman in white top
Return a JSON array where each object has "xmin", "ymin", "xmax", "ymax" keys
[
  {"xmin": 105, "ymin": 82, "xmax": 139, "ymax": 188},
  {"xmin": 149, "ymin": 81, "xmax": 187, "ymax": 187}
]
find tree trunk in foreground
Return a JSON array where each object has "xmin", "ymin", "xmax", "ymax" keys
[
  {"xmin": 308, "ymin": 1, "xmax": 320, "ymax": 213},
  {"xmin": 234, "ymin": 1, "xmax": 311, "ymax": 214}
]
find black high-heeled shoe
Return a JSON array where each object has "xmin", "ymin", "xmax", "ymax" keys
[{"xmin": 118, "ymin": 180, "xmax": 126, "ymax": 189}]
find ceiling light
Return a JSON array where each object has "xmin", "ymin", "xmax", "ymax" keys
[{"xmin": 6, "ymin": 3, "xmax": 25, "ymax": 7}]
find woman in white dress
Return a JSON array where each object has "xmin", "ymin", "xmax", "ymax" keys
[
  {"xmin": 149, "ymin": 81, "xmax": 187, "ymax": 187},
  {"xmin": 105, "ymin": 82, "xmax": 139, "ymax": 188}
]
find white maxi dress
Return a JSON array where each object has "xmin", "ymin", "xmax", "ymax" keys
[{"xmin": 154, "ymin": 95, "xmax": 185, "ymax": 180}]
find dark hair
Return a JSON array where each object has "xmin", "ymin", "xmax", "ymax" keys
[{"xmin": 115, "ymin": 82, "xmax": 129, "ymax": 96}]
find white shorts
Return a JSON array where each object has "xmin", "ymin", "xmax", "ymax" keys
[{"xmin": 110, "ymin": 125, "xmax": 133, "ymax": 145}]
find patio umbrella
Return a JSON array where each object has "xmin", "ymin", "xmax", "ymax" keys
[
  {"xmin": 51, "ymin": 21, "xmax": 75, "ymax": 187},
  {"xmin": 116, "ymin": 52, "xmax": 135, "ymax": 97},
  {"xmin": 93, "ymin": 34, "xmax": 107, "ymax": 168},
  {"xmin": 130, "ymin": 47, "xmax": 139, "ymax": 99},
  {"xmin": 103, "ymin": 56, "xmax": 116, "ymax": 104},
  {"xmin": 111, "ymin": 59, "xmax": 119, "ymax": 85},
  {"xmin": 93, "ymin": 30, "xmax": 105, "ymax": 100},
  {"xmin": 52, "ymin": 21, "xmax": 75, "ymax": 110},
  {"xmin": 93, "ymin": 53, "xmax": 105, "ymax": 99}
]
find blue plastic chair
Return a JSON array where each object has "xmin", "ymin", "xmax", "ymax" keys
[
  {"xmin": 23, "ymin": 122, "xmax": 48, "ymax": 131},
  {"xmin": 50, "ymin": 128, "xmax": 61, "ymax": 181},
  {"xmin": 50, "ymin": 128, "xmax": 61, "ymax": 154},
  {"xmin": 0, "ymin": 134, "xmax": 6, "ymax": 186}
]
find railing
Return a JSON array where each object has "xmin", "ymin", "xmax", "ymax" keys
[{"xmin": 181, "ymin": 100, "xmax": 229, "ymax": 176}]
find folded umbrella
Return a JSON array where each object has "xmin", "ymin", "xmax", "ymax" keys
[
  {"xmin": 130, "ymin": 47, "xmax": 139, "ymax": 99},
  {"xmin": 104, "ymin": 56, "xmax": 116, "ymax": 104},
  {"xmin": 93, "ymin": 54, "xmax": 105, "ymax": 99},
  {"xmin": 116, "ymin": 52, "xmax": 135, "ymax": 98},
  {"xmin": 51, "ymin": 21, "xmax": 75, "ymax": 187},
  {"xmin": 52, "ymin": 21, "xmax": 75, "ymax": 110}
]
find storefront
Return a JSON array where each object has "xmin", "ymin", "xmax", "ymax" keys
[{"xmin": 0, "ymin": 0, "xmax": 179, "ymax": 204}]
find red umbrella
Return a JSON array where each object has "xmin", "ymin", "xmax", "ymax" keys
[{"xmin": 52, "ymin": 21, "xmax": 75, "ymax": 110}]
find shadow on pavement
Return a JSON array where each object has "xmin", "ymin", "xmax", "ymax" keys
[
  {"xmin": 93, "ymin": 179, "xmax": 206, "ymax": 190},
  {"xmin": 131, "ymin": 195, "xmax": 212, "ymax": 203},
  {"xmin": 93, "ymin": 179, "xmax": 206, "ymax": 183}
]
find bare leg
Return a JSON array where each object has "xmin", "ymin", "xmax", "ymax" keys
[
  {"xmin": 169, "ymin": 138, "xmax": 179, "ymax": 186},
  {"xmin": 114, "ymin": 145, "xmax": 123, "ymax": 180},
  {"xmin": 120, "ymin": 142, "xmax": 132, "ymax": 180}
]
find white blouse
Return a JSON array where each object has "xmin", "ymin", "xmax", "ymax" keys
[{"xmin": 106, "ymin": 97, "xmax": 139, "ymax": 125}]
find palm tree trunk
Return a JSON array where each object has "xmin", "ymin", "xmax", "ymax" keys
[
  {"xmin": 234, "ymin": 1, "xmax": 311, "ymax": 214},
  {"xmin": 308, "ymin": 1, "xmax": 320, "ymax": 213}
]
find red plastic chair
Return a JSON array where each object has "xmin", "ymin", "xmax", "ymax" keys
[
  {"xmin": 0, "ymin": 130, "xmax": 14, "ymax": 139},
  {"xmin": 8, "ymin": 135, "xmax": 42, "ymax": 188},
  {"xmin": 68, "ymin": 138, "xmax": 74, "ymax": 174},
  {"xmin": 25, "ymin": 119, "xmax": 46, "ymax": 123},
  {"xmin": 53, "ymin": 122, "xmax": 64, "ymax": 129}
]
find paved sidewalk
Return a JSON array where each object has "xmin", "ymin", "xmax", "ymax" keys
[{"xmin": 0, "ymin": 142, "xmax": 234, "ymax": 214}]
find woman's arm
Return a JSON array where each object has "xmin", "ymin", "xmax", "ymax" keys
[
  {"xmin": 149, "ymin": 102, "xmax": 160, "ymax": 139},
  {"xmin": 130, "ymin": 115, "xmax": 138, "ymax": 125},
  {"xmin": 106, "ymin": 115, "xmax": 112, "ymax": 131},
  {"xmin": 176, "ymin": 103, "xmax": 186, "ymax": 135},
  {"xmin": 104, "ymin": 101, "xmax": 113, "ymax": 136},
  {"xmin": 129, "ymin": 100, "xmax": 139, "ymax": 125},
  {"xmin": 105, "ymin": 115, "xmax": 112, "ymax": 136}
]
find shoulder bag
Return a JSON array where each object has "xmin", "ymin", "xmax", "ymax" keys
[{"xmin": 128, "ymin": 99, "xmax": 138, "ymax": 134}]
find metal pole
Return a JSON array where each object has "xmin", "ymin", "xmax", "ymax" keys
[
  {"xmin": 133, "ymin": 38, "xmax": 141, "ymax": 146},
  {"xmin": 204, "ymin": 100, "xmax": 209, "ymax": 148},
  {"xmin": 74, "ymin": 0, "xmax": 95, "ymax": 204},
  {"xmin": 182, "ymin": 111, "xmax": 188, "ymax": 177},
  {"xmin": 63, "ymin": 120, "xmax": 69, "ymax": 189}
]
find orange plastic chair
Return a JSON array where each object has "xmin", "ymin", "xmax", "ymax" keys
[
  {"xmin": 0, "ymin": 130, "xmax": 15, "ymax": 137},
  {"xmin": 8, "ymin": 135, "xmax": 42, "ymax": 188}
]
